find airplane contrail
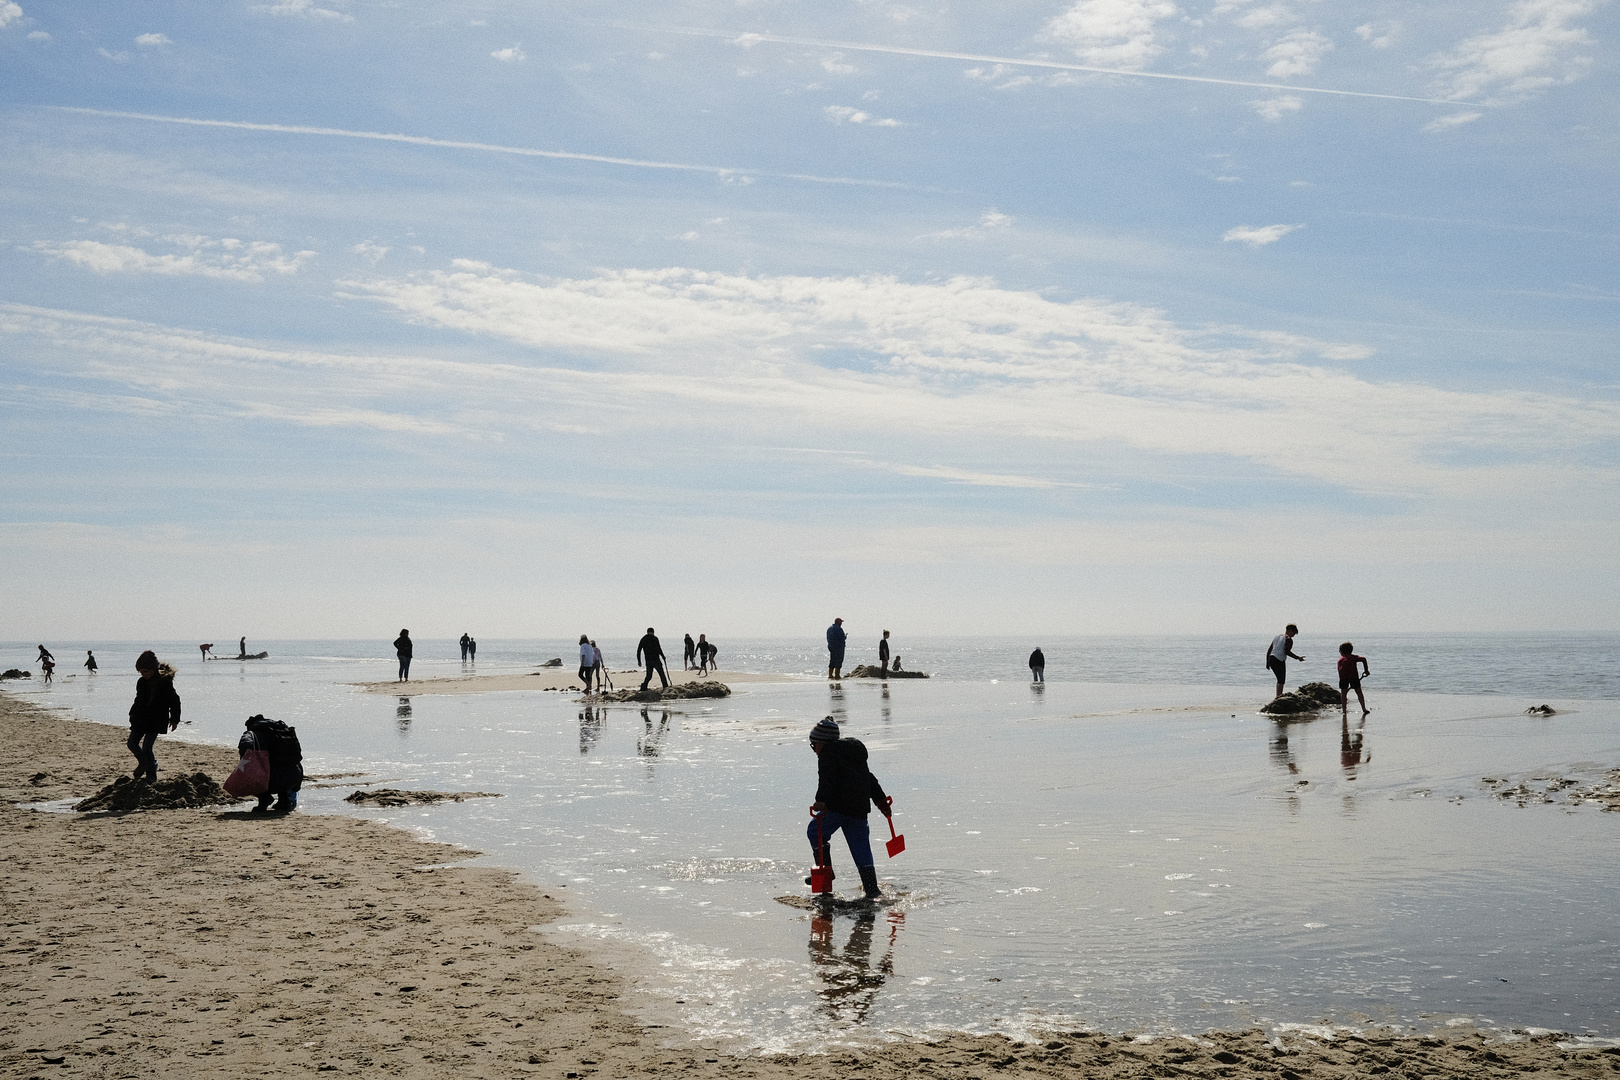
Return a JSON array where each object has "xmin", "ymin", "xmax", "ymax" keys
[
  {"xmin": 52, "ymin": 108, "xmax": 921, "ymax": 189},
  {"xmin": 616, "ymin": 23, "xmax": 1480, "ymax": 108}
]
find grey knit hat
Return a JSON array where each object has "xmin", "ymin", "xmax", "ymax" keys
[{"xmin": 809, "ymin": 716, "xmax": 840, "ymax": 744}]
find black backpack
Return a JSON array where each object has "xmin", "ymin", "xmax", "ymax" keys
[{"xmin": 247, "ymin": 715, "xmax": 303, "ymax": 764}]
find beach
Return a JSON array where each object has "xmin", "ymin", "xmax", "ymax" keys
[{"xmin": 4, "ymin": 689, "xmax": 1617, "ymax": 1078}]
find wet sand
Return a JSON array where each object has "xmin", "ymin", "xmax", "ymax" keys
[
  {"xmin": 353, "ymin": 668, "xmax": 799, "ymax": 695},
  {"xmin": 3, "ymin": 691, "xmax": 1614, "ymax": 1078}
]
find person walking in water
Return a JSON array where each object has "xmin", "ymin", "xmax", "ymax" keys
[
  {"xmin": 1028, "ymin": 646, "xmax": 1045, "ymax": 682},
  {"xmin": 878, "ymin": 630, "xmax": 891, "ymax": 673},
  {"xmin": 637, "ymin": 628, "xmax": 669, "ymax": 691},
  {"xmin": 826, "ymin": 618, "xmax": 847, "ymax": 679},
  {"xmin": 1338, "ymin": 642, "xmax": 1371, "ymax": 717},
  {"xmin": 1266, "ymin": 624, "xmax": 1304, "ymax": 698},
  {"xmin": 394, "ymin": 629, "xmax": 413, "ymax": 682},
  {"xmin": 683, "ymin": 633, "xmax": 697, "ymax": 671},
  {"xmin": 578, "ymin": 634, "xmax": 596, "ymax": 693},
  {"xmin": 127, "ymin": 650, "xmax": 181, "ymax": 780},
  {"xmin": 806, "ymin": 717, "xmax": 893, "ymax": 900},
  {"xmin": 84, "ymin": 650, "xmax": 97, "ymax": 674},
  {"xmin": 460, "ymin": 632, "xmax": 471, "ymax": 661},
  {"xmin": 467, "ymin": 636, "xmax": 476, "ymax": 662}
]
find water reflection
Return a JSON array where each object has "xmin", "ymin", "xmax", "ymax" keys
[
  {"xmin": 638, "ymin": 706, "xmax": 672, "ymax": 760},
  {"xmin": 395, "ymin": 696, "xmax": 412, "ymax": 728},
  {"xmin": 1341, "ymin": 714, "xmax": 1369, "ymax": 775},
  {"xmin": 1030, "ymin": 682, "xmax": 1046, "ymax": 699},
  {"xmin": 1269, "ymin": 719, "xmax": 1299, "ymax": 774},
  {"xmin": 828, "ymin": 681, "xmax": 846, "ymax": 724},
  {"xmin": 880, "ymin": 686, "xmax": 890, "ymax": 723},
  {"xmin": 579, "ymin": 705, "xmax": 604, "ymax": 755},
  {"xmin": 808, "ymin": 909, "xmax": 902, "ymax": 1024}
]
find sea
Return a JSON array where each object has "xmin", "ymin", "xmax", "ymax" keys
[{"xmin": 4, "ymin": 633, "xmax": 1618, "ymax": 1052}]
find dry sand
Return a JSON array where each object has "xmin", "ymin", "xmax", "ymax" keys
[
  {"xmin": 3, "ymin": 691, "xmax": 1615, "ymax": 1079},
  {"xmin": 354, "ymin": 669, "xmax": 798, "ymax": 696}
]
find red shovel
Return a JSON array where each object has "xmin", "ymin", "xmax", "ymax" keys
[{"xmin": 883, "ymin": 798, "xmax": 905, "ymax": 858}]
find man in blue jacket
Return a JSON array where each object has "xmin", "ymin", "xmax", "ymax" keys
[
  {"xmin": 806, "ymin": 716, "xmax": 891, "ymax": 899},
  {"xmin": 826, "ymin": 617, "xmax": 847, "ymax": 679}
]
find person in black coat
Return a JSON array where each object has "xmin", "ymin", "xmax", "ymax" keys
[
  {"xmin": 1028, "ymin": 647, "xmax": 1045, "ymax": 683},
  {"xmin": 394, "ymin": 629, "xmax": 413, "ymax": 682},
  {"xmin": 806, "ymin": 717, "xmax": 892, "ymax": 899},
  {"xmin": 241, "ymin": 714, "xmax": 304, "ymax": 814},
  {"xmin": 127, "ymin": 650, "xmax": 181, "ymax": 781}
]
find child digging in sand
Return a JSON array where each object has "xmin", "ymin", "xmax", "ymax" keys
[{"xmin": 1338, "ymin": 642, "xmax": 1371, "ymax": 717}]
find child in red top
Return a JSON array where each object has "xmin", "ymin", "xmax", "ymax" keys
[{"xmin": 1337, "ymin": 642, "xmax": 1370, "ymax": 717}]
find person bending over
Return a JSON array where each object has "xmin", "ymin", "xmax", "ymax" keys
[{"xmin": 806, "ymin": 716, "xmax": 892, "ymax": 900}]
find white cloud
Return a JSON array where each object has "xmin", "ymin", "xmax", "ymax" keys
[
  {"xmin": 1262, "ymin": 28, "xmax": 1332, "ymax": 78},
  {"xmin": 1250, "ymin": 94, "xmax": 1303, "ymax": 121},
  {"xmin": 1042, "ymin": 0, "xmax": 1180, "ymax": 71},
  {"xmin": 1423, "ymin": 110, "xmax": 1485, "ymax": 133},
  {"xmin": 825, "ymin": 105, "xmax": 901, "ymax": 126},
  {"xmin": 821, "ymin": 52, "xmax": 856, "ymax": 75},
  {"xmin": 32, "ymin": 232, "xmax": 316, "ymax": 282},
  {"xmin": 1235, "ymin": 4, "xmax": 1293, "ymax": 29},
  {"xmin": 923, "ymin": 209, "xmax": 1015, "ymax": 240},
  {"xmin": 98, "ymin": 47, "xmax": 130, "ymax": 62},
  {"xmin": 350, "ymin": 241, "xmax": 390, "ymax": 264},
  {"xmin": 491, "ymin": 44, "xmax": 526, "ymax": 62},
  {"xmin": 1354, "ymin": 21, "xmax": 1398, "ymax": 48},
  {"xmin": 1222, "ymin": 223, "xmax": 1302, "ymax": 246},
  {"xmin": 134, "ymin": 32, "xmax": 172, "ymax": 46},
  {"xmin": 1429, "ymin": 0, "xmax": 1597, "ymax": 104},
  {"xmin": 0, "ymin": 2, "xmax": 23, "ymax": 28},
  {"xmin": 28, "ymin": 29, "xmax": 48, "ymax": 41},
  {"xmin": 252, "ymin": 0, "xmax": 351, "ymax": 20}
]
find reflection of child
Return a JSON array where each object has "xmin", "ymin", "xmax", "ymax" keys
[{"xmin": 1338, "ymin": 642, "xmax": 1370, "ymax": 716}]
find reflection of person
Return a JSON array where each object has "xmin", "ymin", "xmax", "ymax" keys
[
  {"xmin": 1028, "ymin": 647, "xmax": 1045, "ymax": 682},
  {"xmin": 808, "ymin": 909, "xmax": 899, "ymax": 1023},
  {"xmin": 578, "ymin": 706, "xmax": 603, "ymax": 755},
  {"xmin": 394, "ymin": 629, "xmax": 413, "ymax": 682},
  {"xmin": 878, "ymin": 631, "xmax": 890, "ymax": 672},
  {"xmin": 1341, "ymin": 713, "xmax": 1369, "ymax": 772},
  {"xmin": 241, "ymin": 714, "xmax": 304, "ymax": 814},
  {"xmin": 460, "ymin": 633, "xmax": 471, "ymax": 661},
  {"xmin": 826, "ymin": 618, "xmax": 847, "ymax": 679},
  {"xmin": 683, "ymin": 634, "xmax": 697, "ymax": 671},
  {"xmin": 84, "ymin": 650, "xmax": 97, "ymax": 673},
  {"xmin": 127, "ymin": 651, "xmax": 181, "ymax": 781},
  {"xmin": 637, "ymin": 628, "xmax": 669, "ymax": 691},
  {"xmin": 578, "ymin": 634, "xmax": 595, "ymax": 693},
  {"xmin": 806, "ymin": 716, "xmax": 891, "ymax": 899},
  {"xmin": 1338, "ymin": 642, "xmax": 1371, "ymax": 717},
  {"xmin": 1266, "ymin": 624, "xmax": 1304, "ymax": 698}
]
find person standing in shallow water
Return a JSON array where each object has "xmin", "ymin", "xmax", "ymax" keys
[
  {"xmin": 1266, "ymin": 624, "xmax": 1304, "ymax": 698},
  {"xmin": 460, "ymin": 632, "xmax": 470, "ymax": 661},
  {"xmin": 84, "ymin": 650, "xmax": 97, "ymax": 674},
  {"xmin": 1338, "ymin": 641, "xmax": 1371, "ymax": 718},
  {"xmin": 127, "ymin": 650, "xmax": 180, "ymax": 780},
  {"xmin": 806, "ymin": 716, "xmax": 892, "ymax": 900},
  {"xmin": 394, "ymin": 629, "xmax": 413, "ymax": 682},
  {"xmin": 467, "ymin": 636, "xmax": 476, "ymax": 662},
  {"xmin": 878, "ymin": 630, "xmax": 891, "ymax": 673},
  {"xmin": 1028, "ymin": 646, "xmax": 1045, "ymax": 682},
  {"xmin": 826, "ymin": 618, "xmax": 847, "ymax": 679},
  {"xmin": 637, "ymin": 628, "xmax": 669, "ymax": 691}
]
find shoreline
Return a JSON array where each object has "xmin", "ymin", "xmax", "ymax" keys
[
  {"xmin": 2, "ymin": 690, "xmax": 1614, "ymax": 1078},
  {"xmin": 352, "ymin": 668, "xmax": 802, "ymax": 695}
]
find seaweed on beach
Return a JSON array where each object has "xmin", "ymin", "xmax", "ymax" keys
[
  {"xmin": 843, "ymin": 665, "xmax": 929, "ymax": 679},
  {"xmin": 1, "ymin": 669, "xmax": 31, "ymax": 680},
  {"xmin": 1260, "ymin": 681, "xmax": 1342, "ymax": 716},
  {"xmin": 74, "ymin": 772, "xmax": 238, "ymax": 812},
  {"xmin": 344, "ymin": 788, "xmax": 503, "ymax": 806},
  {"xmin": 593, "ymin": 681, "xmax": 731, "ymax": 703}
]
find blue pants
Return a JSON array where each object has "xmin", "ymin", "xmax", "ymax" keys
[
  {"xmin": 398, "ymin": 655, "xmax": 411, "ymax": 680},
  {"xmin": 808, "ymin": 811, "xmax": 874, "ymax": 870},
  {"xmin": 127, "ymin": 729, "xmax": 158, "ymax": 778}
]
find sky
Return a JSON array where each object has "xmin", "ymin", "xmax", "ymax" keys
[{"xmin": 1, "ymin": 0, "xmax": 1617, "ymax": 640}]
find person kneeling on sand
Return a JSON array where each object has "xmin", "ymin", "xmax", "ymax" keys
[
  {"xmin": 806, "ymin": 717, "xmax": 893, "ymax": 900},
  {"xmin": 241, "ymin": 714, "xmax": 305, "ymax": 813},
  {"xmin": 127, "ymin": 650, "xmax": 181, "ymax": 781},
  {"xmin": 1338, "ymin": 642, "xmax": 1371, "ymax": 718}
]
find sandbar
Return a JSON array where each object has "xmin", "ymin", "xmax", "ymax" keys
[{"xmin": 354, "ymin": 667, "xmax": 800, "ymax": 695}]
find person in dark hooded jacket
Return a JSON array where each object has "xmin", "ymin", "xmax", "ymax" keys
[
  {"xmin": 240, "ymin": 714, "xmax": 304, "ymax": 813},
  {"xmin": 806, "ymin": 716, "xmax": 892, "ymax": 899},
  {"xmin": 127, "ymin": 650, "xmax": 181, "ymax": 780}
]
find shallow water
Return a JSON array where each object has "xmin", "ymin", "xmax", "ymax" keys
[{"xmin": 5, "ymin": 636, "xmax": 1618, "ymax": 1051}]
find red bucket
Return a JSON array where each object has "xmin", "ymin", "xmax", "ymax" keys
[{"xmin": 810, "ymin": 814, "xmax": 834, "ymax": 894}]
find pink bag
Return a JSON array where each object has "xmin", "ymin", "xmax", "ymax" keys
[{"xmin": 224, "ymin": 749, "xmax": 271, "ymax": 797}]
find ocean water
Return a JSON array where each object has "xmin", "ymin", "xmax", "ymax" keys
[{"xmin": 5, "ymin": 635, "xmax": 1618, "ymax": 1051}]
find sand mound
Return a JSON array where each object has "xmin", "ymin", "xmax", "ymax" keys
[
  {"xmin": 1526, "ymin": 704, "xmax": 1557, "ymax": 716},
  {"xmin": 344, "ymin": 788, "xmax": 503, "ymax": 806},
  {"xmin": 594, "ymin": 681, "xmax": 731, "ymax": 703},
  {"xmin": 74, "ymin": 772, "xmax": 238, "ymax": 812},
  {"xmin": 539, "ymin": 658, "xmax": 563, "ymax": 667},
  {"xmin": 1261, "ymin": 681, "xmax": 1342, "ymax": 715},
  {"xmin": 844, "ymin": 665, "xmax": 928, "ymax": 679}
]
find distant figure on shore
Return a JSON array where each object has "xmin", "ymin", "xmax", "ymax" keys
[
  {"xmin": 241, "ymin": 714, "xmax": 304, "ymax": 814},
  {"xmin": 37, "ymin": 645, "xmax": 54, "ymax": 667},
  {"xmin": 41, "ymin": 656, "xmax": 55, "ymax": 683},
  {"xmin": 467, "ymin": 636, "xmax": 476, "ymax": 662},
  {"xmin": 827, "ymin": 618, "xmax": 847, "ymax": 679},
  {"xmin": 696, "ymin": 633, "xmax": 712, "ymax": 674},
  {"xmin": 1029, "ymin": 647, "xmax": 1045, "ymax": 682},
  {"xmin": 638, "ymin": 628, "xmax": 669, "ymax": 691},
  {"xmin": 578, "ymin": 635, "xmax": 596, "ymax": 693},
  {"xmin": 127, "ymin": 650, "xmax": 181, "ymax": 781},
  {"xmin": 84, "ymin": 650, "xmax": 97, "ymax": 674},
  {"xmin": 684, "ymin": 634, "xmax": 697, "ymax": 670},
  {"xmin": 238, "ymin": 636, "xmax": 247, "ymax": 658},
  {"xmin": 806, "ymin": 716, "xmax": 892, "ymax": 900},
  {"xmin": 591, "ymin": 640, "xmax": 608, "ymax": 691},
  {"xmin": 1266, "ymin": 624, "xmax": 1304, "ymax": 698},
  {"xmin": 879, "ymin": 631, "xmax": 891, "ymax": 673},
  {"xmin": 199, "ymin": 643, "xmax": 214, "ymax": 660},
  {"xmin": 1338, "ymin": 642, "xmax": 1371, "ymax": 717},
  {"xmin": 394, "ymin": 629, "xmax": 413, "ymax": 682},
  {"xmin": 703, "ymin": 637, "xmax": 718, "ymax": 673},
  {"xmin": 460, "ymin": 632, "xmax": 471, "ymax": 661}
]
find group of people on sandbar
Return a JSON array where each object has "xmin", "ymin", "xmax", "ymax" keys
[{"xmin": 825, "ymin": 620, "xmax": 904, "ymax": 678}]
